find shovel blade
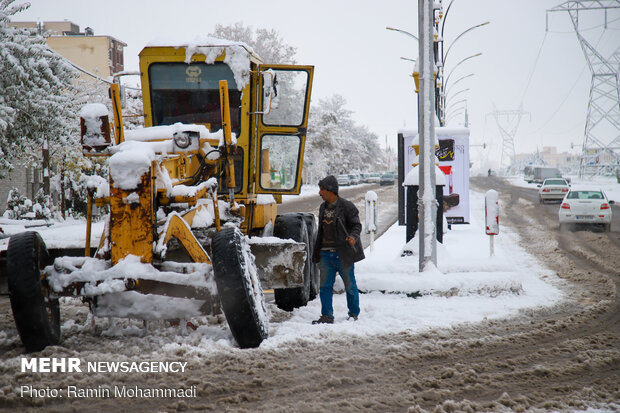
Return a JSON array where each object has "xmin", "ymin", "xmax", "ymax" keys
[{"xmin": 249, "ymin": 238, "xmax": 307, "ymax": 289}]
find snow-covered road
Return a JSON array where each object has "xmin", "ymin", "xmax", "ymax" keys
[{"xmin": 0, "ymin": 175, "xmax": 618, "ymax": 411}]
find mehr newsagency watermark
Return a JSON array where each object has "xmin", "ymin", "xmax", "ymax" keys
[{"xmin": 18, "ymin": 357, "xmax": 197, "ymax": 399}]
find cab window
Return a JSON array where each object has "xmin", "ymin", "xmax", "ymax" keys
[
  {"xmin": 262, "ymin": 69, "xmax": 309, "ymax": 127},
  {"xmin": 149, "ymin": 62, "xmax": 241, "ymax": 133},
  {"xmin": 259, "ymin": 135, "xmax": 301, "ymax": 191}
]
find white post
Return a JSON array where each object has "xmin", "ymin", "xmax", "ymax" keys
[
  {"xmin": 365, "ymin": 191, "xmax": 378, "ymax": 252},
  {"xmin": 485, "ymin": 189, "xmax": 499, "ymax": 257},
  {"xmin": 370, "ymin": 231, "xmax": 375, "ymax": 252}
]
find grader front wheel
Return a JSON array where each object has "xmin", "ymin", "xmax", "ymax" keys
[
  {"xmin": 7, "ymin": 231, "xmax": 60, "ymax": 353},
  {"xmin": 300, "ymin": 213, "xmax": 319, "ymax": 300},
  {"xmin": 211, "ymin": 227, "xmax": 269, "ymax": 348}
]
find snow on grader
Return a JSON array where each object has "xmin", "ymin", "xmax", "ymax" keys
[{"xmin": 5, "ymin": 38, "xmax": 316, "ymax": 351}]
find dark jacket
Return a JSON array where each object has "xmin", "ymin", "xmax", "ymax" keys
[{"xmin": 312, "ymin": 197, "xmax": 365, "ymax": 267}]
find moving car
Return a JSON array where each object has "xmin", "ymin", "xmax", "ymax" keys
[
  {"xmin": 558, "ymin": 188, "xmax": 614, "ymax": 232},
  {"xmin": 337, "ymin": 174, "xmax": 351, "ymax": 186},
  {"xmin": 367, "ymin": 172, "xmax": 381, "ymax": 183},
  {"xmin": 348, "ymin": 174, "xmax": 361, "ymax": 185},
  {"xmin": 538, "ymin": 178, "xmax": 570, "ymax": 203},
  {"xmin": 379, "ymin": 173, "xmax": 395, "ymax": 186}
]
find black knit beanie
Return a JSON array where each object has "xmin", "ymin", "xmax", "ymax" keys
[{"xmin": 318, "ymin": 175, "xmax": 339, "ymax": 195}]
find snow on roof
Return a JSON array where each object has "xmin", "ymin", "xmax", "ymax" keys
[
  {"xmin": 145, "ymin": 36, "xmax": 255, "ymax": 90},
  {"xmin": 146, "ymin": 35, "xmax": 254, "ymax": 53},
  {"xmin": 124, "ymin": 122, "xmax": 218, "ymax": 142}
]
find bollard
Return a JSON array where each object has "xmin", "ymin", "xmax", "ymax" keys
[
  {"xmin": 365, "ymin": 191, "xmax": 378, "ymax": 251},
  {"xmin": 485, "ymin": 189, "xmax": 499, "ymax": 256}
]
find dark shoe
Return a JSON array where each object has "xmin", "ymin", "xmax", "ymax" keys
[
  {"xmin": 312, "ymin": 315, "xmax": 334, "ymax": 324},
  {"xmin": 347, "ymin": 312, "xmax": 358, "ymax": 321}
]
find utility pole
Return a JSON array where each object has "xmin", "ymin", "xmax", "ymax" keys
[
  {"xmin": 487, "ymin": 108, "xmax": 530, "ymax": 173},
  {"xmin": 418, "ymin": 0, "xmax": 437, "ymax": 271},
  {"xmin": 42, "ymin": 136, "xmax": 50, "ymax": 195},
  {"xmin": 548, "ymin": 1, "xmax": 620, "ymax": 178}
]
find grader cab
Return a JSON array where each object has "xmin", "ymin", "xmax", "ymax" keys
[{"xmin": 5, "ymin": 38, "xmax": 316, "ymax": 351}]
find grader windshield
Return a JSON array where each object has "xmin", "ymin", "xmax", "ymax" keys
[{"xmin": 148, "ymin": 62, "xmax": 241, "ymax": 132}]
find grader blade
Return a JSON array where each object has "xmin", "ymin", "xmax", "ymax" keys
[{"xmin": 249, "ymin": 239, "xmax": 307, "ymax": 289}]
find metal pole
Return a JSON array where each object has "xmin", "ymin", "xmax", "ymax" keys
[{"xmin": 418, "ymin": 0, "xmax": 437, "ymax": 271}]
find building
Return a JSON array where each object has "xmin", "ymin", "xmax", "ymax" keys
[
  {"xmin": 0, "ymin": 168, "xmax": 43, "ymax": 218},
  {"xmin": 514, "ymin": 146, "xmax": 580, "ymax": 171},
  {"xmin": 9, "ymin": 20, "xmax": 126, "ymax": 79},
  {"xmin": 0, "ymin": 21, "xmax": 126, "ymax": 213}
]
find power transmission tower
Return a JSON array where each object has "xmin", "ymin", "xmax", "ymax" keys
[
  {"xmin": 486, "ymin": 108, "xmax": 530, "ymax": 173},
  {"xmin": 548, "ymin": 1, "xmax": 620, "ymax": 178}
]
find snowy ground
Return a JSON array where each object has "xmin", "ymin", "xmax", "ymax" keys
[
  {"xmin": 269, "ymin": 186, "xmax": 564, "ymax": 345},
  {"xmin": 0, "ymin": 177, "xmax": 616, "ymax": 411},
  {"xmin": 0, "ymin": 186, "xmax": 562, "ymax": 351}
]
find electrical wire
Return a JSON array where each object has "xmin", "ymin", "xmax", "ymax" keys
[
  {"xmin": 525, "ymin": 29, "xmax": 607, "ymax": 137},
  {"xmin": 546, "ymin": 15, "xmax": 620, "ymax": 34},
  {"xmin": 525, "ymin": 64, "xmax": 588, "ymax": 136},
  {"xmin": 59, "ymin": 54, "xmax": 141, "ymax": 91},
  {"xmin": 519, "ymin": 31, "xmax": 548, "ymax": 107}
]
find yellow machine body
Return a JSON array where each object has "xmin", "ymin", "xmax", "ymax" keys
[{"xmin": 96, "ymin": 42, "xmax": 313, "ymax": 266}]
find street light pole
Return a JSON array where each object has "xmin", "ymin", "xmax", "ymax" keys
[
  {"xmin": 445, "ymin": 73, "xmax": 474, "ymax": 97},
  {"xmin": 444, "ymin": 53, "xmax": 483, "ymax": 90},
  {"xmin": 386, "ymin": 26, "xmax": 419, "ymax": 42},
  {"xmin": 446, "ymin": 98, "xmax": 467, "ymax": 114},
  {"xmin": 447, "ymin": 88, "xmax": 469, "ymax": 103},
  {"xmin": 418, "ymin": 0, "xmax": 437, "ymax": 271},
  {"xmin": 443, "ymin": 21, "xmax": 490, "ymax": 68},
  {"xmin": 436, "ymin": 16, "xmax": 488, "ymax": 126},
  {"xmin": 446, "ymin": 110, "xmax": 465, "ymax": 124}
]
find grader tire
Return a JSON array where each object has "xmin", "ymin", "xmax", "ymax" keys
[
  {"xmin": 300, "ymin": 213, "xmax": 319, "ymax": 301},
  {"xmin": 211, "ymin": 227, "xmax": 269, "ymax": 348},
  {"xmin": 7, "ymin": 231, "xmax": 60, "ymax": 353},
  {"xmin": 273, "ymin": 213, "xmax": 311, "ymax": 311}
]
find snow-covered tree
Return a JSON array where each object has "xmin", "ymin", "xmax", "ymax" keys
[
  {"xmin": 209, "ymin": 22, "xmax": 297, "ymax": 64},
  {"xmin": 208, "ymin": 24, "xmax": 387, "ymax": 183},
  {"xmin": 4, "ymin": 186, "xmax": 30, "ymax": 218},
  {"xmin": 306, "ymin": 94, "xmax": 386, "ymax": 181},
  {"xmin": 33, "ymin": 187, "xmax": 52, "ymax": 219},
  {"xmin": 0, "ymin": 0, "xmax": 78, "ymax": 177}
]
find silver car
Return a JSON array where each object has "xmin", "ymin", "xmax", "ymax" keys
[
  {"xmin": 558, "ymin": 188, "xmax": 613, "ymax": 232},
  {"xmin": 337, "ymin": 174, "xmax": 351, "ymax": 186},
  {"xmin": 538, "ymin": 178, "xmax": 570, "ymax": 203}
]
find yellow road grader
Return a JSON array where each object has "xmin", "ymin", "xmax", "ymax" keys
[{"xmin": 5, "ymin": 38, "xmax": 316, "ymax": 351}]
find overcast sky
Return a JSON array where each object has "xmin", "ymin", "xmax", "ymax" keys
[{"xmin": 15, "ymin": 0, "xmax": 620, "ymax": 169}]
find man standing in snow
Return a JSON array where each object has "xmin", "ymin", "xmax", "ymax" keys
[{"xmin": 312, "ymin": 175, "xmax": 364, "ymax": 324}]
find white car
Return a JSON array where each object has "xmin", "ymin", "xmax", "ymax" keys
[
  {"xmin": 337, "ymin": 174, "xmax": 351, "ymax": 186},
  {"xmin": 367, "ymin": 172, "xmax": 381, "ymax": 183},
  {"xmin": 538, "ymin": 178, "xmax": 570, "ymax": 203},
  {"xmin": 558, "ymin": 188, "xmax": 614, "ymax": 232}
]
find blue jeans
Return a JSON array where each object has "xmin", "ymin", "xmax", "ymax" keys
[{"xmin": 319, "ymin": 250, "xmax": 360, "ymax": 318}]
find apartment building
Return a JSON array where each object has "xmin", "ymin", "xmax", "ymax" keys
[{"xmin": 10, "ymin": 20, "xmax": 126, "ymax": 78}]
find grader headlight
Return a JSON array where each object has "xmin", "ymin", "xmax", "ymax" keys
[{"xmin": 173, "ymin": 130, "xmax": 200, "ymax": 152}]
